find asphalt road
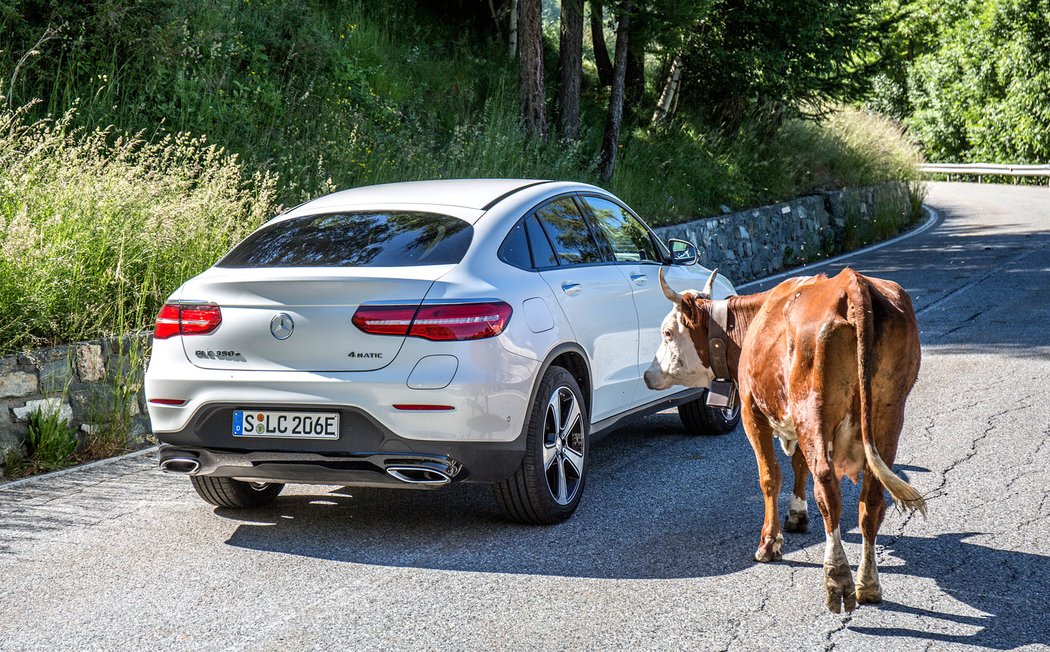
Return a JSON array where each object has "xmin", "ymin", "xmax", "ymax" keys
[{"xmin": 1, "ymin": 182, "xmax": 1048, "ymax": 651}]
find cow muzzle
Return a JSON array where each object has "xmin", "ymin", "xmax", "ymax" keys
[{"xmin": 643, "ymin": 360, "xmax": 672, "ymax": 390}]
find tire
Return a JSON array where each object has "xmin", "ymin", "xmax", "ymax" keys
[
  {"xmin": 678, "ymin": 390, "xmax": 741, "ymax": 436},
  {"xmin": 189, "ymin": 476, "xmax": 284, "ymax": 509},
  {"xmin": 494, "ymin": 366, "xmax": 588, "ymax": 525}
]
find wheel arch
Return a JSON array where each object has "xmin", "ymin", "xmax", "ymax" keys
[{"xmin": 524, "ymin": 342, "xmax": 593, "ymax": 431}]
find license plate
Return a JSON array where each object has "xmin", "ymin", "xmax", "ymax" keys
[{"xmin": 232, "ymin": 410, "xmax": 340, "ymax": 439}]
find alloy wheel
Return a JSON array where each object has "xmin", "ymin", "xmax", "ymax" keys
[{"xmin": 542, "ymin": 386, "xmax": 585, "ymax": 505}]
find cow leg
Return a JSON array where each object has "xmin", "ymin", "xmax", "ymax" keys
[
  {"xmin": 856, "ymin": 407, "xmax": 903, "ymax": 604},
  {"xmin": 812, "ymin": 465, "xmax": 856, "ymax": 613},
  {"xmin": 742, "ymin": 400, "xmax": 783, "ymax": 562},
  {"xmin": 856, "ymin": 473, "xmax": 885, "ymax": 604},
  {"xmin": 783, "ymin": 447, "xmax": 810, "ymax": 533}
]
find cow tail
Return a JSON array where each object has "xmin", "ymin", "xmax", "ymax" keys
[{"xmin": 846, "ymin": 270, "xmax": 928, "ymax": 517}]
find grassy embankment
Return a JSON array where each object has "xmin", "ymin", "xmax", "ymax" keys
[
  {"xmin": 0, "ymin": 0, "xmax": 922, "ymax": 357},
  {"xmin": 0, "ymin": 0, "xmax": 923, "ymax": 475}
]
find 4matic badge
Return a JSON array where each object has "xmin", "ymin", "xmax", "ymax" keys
[{"xmin": 347, "ymin": 351, "xmax": 383, "ymax": 359}]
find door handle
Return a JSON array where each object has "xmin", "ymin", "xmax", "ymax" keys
[
  {"xmin": 561, "ymin": 281, "xmax": 582, "ymax": 296},
  {"xmin": 630, "ymin": 273, "xmax": 647, "ymax": 286}
]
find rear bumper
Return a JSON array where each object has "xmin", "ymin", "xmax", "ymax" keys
[
  {"xmin": 159, "ymin": 446, "xmax": 470, "ymax": 489},
  {"xmin": 155, "ymin": 402, "xmax": 528, "ymax": 484}
]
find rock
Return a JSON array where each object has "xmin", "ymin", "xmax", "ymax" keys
[
  {"xmin": 81, "ymin": 423, "xmax": 100, "ymax": 436},
  {"xmin": 76, "ymin": 344, "xmax": 106, "ymax": 382},
  {"xmin": 0, "ymin": 371, "xmax": 38, "ymax": 398},
  {"xmin": 13, "ymin": 398, "xmax": 74, "ymax": 423},
  {"xmin": 127, "ymin": 417, "xmax": 151, "ymax": 447},
  {"xmin": 39, "ymin": 359, "xmax": 74, "ymax": 391},
  {"xmin": 0, "ymin": 412, "xmax": 25, "ymax": 455}
]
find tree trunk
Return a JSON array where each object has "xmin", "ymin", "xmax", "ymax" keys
[
  {"xmin": 589, "ymin": 0, "xmax": 613, "ymax": 87},
  {"xmin": 624, "ymin": 18, "xmax": 645, "ymax": 122},
  {"xmin": 651, "ymin": 52, "xmax": 683, "ymax": 125},
  {"xmin": 508, "ymin": 0, "xmax": 518, "ymax": 59},
  {"xmin": 597, "ymin": 1, "xmax": 631, "ymax": 182},
  {"xmin": 518, "ymin": 0, "xmax": 547, "ymax": 140},
  {"xmin": 557, "ymin": 0, "xmax": 584, "ymax": 141}
]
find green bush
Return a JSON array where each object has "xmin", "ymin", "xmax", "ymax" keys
[
  {"xmin": 25, "ymin": 406, "xmax": 78, "ymax": 471},
  {"xmin": 904, "ymin": 0, "xmax": 1050, "ymax": 163}
]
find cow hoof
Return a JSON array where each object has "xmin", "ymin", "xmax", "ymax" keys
[
  {"xmin": 754, "ymin": 533, "xmax": 784, "ymax": 562},
  {"xmin": 824, "ymin": 563, "xmax": 857, "ymax": 613},
  {"xmin": 755, "ymin": 548, "xmax": 783, "ymax": 563},
  {"xmin": 824, "ymin": 587, "xmax": 858, "ymax": 613},
  {"xmin": 856, "ymin": 584, "xmax": 882, "ymax": 604},
  {"xmin": 784, "ymin": 511, "xmax": 809, "ymax": 533}
]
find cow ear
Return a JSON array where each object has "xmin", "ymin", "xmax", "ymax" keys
[{"xmin": 680, "ymin": 294, "xmax": 703, "ymax": 329}]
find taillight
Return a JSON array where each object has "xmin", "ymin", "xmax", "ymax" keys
[
  {"xmin": 154, "ymin": 304, "xmax": 182, "ymax": 340},
  {"xmin": 352, "ymin": 302, "xmax": 513, "ymax": 341},
  {"xmin": 410, "ymin": 302, "xmax": 513, "ymax": 341},
  {"xmin": 153, "ymin": 303, "xmax": 222, "ymax": 339},
  {"xmin": 350, "ymin": 305, "xmax": 417, "ymax": 337}
]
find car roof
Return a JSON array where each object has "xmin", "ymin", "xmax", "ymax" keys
[{"xmin": 296, "ymin": 179, "xmax": 554, "ymax": 212}]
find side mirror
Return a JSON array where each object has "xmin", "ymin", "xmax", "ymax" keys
[{"xmin": 668, "ymin": 239, "xmax": 698, "ymax": 265}]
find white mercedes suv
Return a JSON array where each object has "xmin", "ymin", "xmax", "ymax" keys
[{"xmin": 145, "ymin": 179, "xmax": 737, "ymax": 523}]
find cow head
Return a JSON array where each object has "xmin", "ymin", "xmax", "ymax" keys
[{"xmin": 642, "ymin": 268, "xmax": 718, "ymax": 391}]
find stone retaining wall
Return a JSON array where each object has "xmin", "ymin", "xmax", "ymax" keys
[
  {"xmin": 0, "ymin": 336, "xmax": 152, "ymax": 471},
  {"xmin": 653, "ymin": 182, "xmax": 916, "ymax": 283}
]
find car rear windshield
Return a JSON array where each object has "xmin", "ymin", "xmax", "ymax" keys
[{"xmin": 217, "ymin": 211, "xmax": 473, "ymax": 268}]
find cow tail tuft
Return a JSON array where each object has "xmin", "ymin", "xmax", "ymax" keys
[{"xmin": 846, "ymin": 269, "xmax": 928, "ymax": 517}]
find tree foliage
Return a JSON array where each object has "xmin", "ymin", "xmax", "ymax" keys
[
  {"xmin": 901, "ymin": 0, "xmax": 1050, "ymax": 163},
  {"xmin": 671, "ymin": 0, "xmax": 899, "ymax": 129}
]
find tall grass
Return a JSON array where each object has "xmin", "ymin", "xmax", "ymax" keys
[
  {"xmin": 779, "ymin": 108, "xmax": 924, "ymax": 193},
  {"xmin": 0, "ymin": 102, "xmax": 276, "ymax": 354}
]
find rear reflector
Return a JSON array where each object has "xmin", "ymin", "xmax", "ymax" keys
[
  {"xmin": 154, "ymin": 303, "xmax": 222, "ymax": 339},
  {"xmin": 393, "ymin": 404, "xmax": 455, "ymax": 411},
  {"xmin": 353, "ymin": 302, "xmax": 512, "ymax": 341},
  {"xmin": 149, "ymin": 398, "xmax": 187, "ymax": 406}
]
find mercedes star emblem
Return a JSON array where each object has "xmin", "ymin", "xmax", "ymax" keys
[{"xmin": 270, "ymin": 313, "xmax": 294, "ymax": 340}]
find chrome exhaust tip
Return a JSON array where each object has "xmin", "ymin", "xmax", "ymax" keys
[
  {"xmin": 160, "ymin": 457, "xmax": 201, "ymax": 475},
  {"xmin": 385, "ymin": 465, "xmax": 452, "ymax": 486}
]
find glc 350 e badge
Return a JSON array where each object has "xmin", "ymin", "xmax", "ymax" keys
[{"xmin": 270, "ymin": 313, "xmax": 294, "ymax": 340}]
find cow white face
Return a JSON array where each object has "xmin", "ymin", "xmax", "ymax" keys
[{"xmin": 643, "ymin": 291, "xmax": 715, "ymax": 391}]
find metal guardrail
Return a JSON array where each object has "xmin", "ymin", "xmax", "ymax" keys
[{"xmin": 919, "ymin": 163, "xmax": 1050, "ymax": 184}]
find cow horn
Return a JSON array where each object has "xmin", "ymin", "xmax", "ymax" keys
[
  {"xmin": 659, "ymin": 267, "xmax": 682, "ymax": 304},
  {"xmin": 702, "ymin": 268, "xmax": 718, "ymax": 298}
]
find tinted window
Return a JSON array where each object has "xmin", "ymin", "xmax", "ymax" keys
[
  {"xmin": 583, "ymin": 196, "xmax": 660, "ymax": 263},
  {"xmin": 525, "ymin": 215, "xmax": 559, "ymax": 268},
  {"xmin": 218, "ymin": 211, "xmax": 473, "ymax": 268},
  {"xmin": 535, "ymin": 198, "xmax": 604, "ymax": 265},
  {"xmin": 499, "ymin": 220, "xmax": 532, "ymax": 269}
]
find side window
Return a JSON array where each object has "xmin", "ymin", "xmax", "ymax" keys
[
  {"xmin": 582, "ymin": 196, "xmax": 661, "ymax": 264},
  {"xmin": 525, "ymin": 215, "xmax": 559, "ymax": 268},
  {"xmin": 534, "ymin": 197, "xmax": 604, "ymax": 265},
  {"xmin": 498, "ymin": 220, "xmax": 532, "ymax": 269}
]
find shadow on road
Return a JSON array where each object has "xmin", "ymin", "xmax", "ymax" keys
[
  {"xmin": 218, "ymin": 411, "xmax": 1049, "ymax": 649},
  {"xmin": 219, "ymin": 416, "xmax": 782, "ymax": 580},
  {"xmin": 787, "ymin": 531, "xmax": 1050, "ymax": 650}
]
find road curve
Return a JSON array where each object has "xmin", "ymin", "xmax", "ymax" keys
[{"xmin": 1, "ymin": 182, "xmax": 1048, "ymax": 651}]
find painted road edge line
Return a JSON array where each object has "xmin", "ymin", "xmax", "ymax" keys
[
  {"xmin": 738, "ymin": 204, "xmax": 941, "ymax": 291},
  {"xmin": 1, "ymin": 205, "xmax": 942, "ymax": 488}
]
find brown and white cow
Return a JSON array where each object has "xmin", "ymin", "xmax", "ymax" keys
[{"xmin": 644, "ymin": 267, "xmax": 926, "ymax": 612}]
